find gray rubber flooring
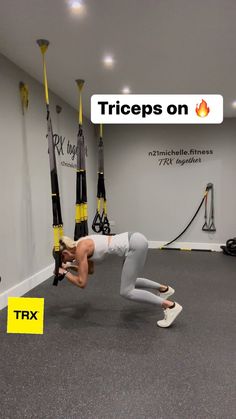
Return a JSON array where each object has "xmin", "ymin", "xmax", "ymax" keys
[{"xmin": 0, "ymin": 250, "xmax": 236, "ymax": 419}]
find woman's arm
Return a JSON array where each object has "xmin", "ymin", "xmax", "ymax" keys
[
  {"xmin": 63, "ymin": 242, "xmax": 90, "ymax": 288},
  {"xmin": 65, "ymin": 264, "xmax": 79, "ymax": 273},
  {"xmin": 58, "ymin": 268, "xmax": 84, "ymax": 288},
  {"xmin": 63, "ymin": 261, "xmax": 94, "ymax": 275}
]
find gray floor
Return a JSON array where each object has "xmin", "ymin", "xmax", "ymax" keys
[{"xmin": 0, "ymin": 250, "xmax": 236, "ymax": 419}]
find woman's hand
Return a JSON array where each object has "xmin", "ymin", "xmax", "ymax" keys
[
  {"xmin": 58, "ymin": 267, "xmax": 67, "ymax": 276},
  {"xmin": 53, "ymin": 267, "xmax": 67, "ymax": 275},
  {"xmin": 61, "ymin": 262, "xmax": 68, "ymax": 269}
]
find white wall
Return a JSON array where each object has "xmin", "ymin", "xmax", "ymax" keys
[
  {"xmin": 0, "ymin": 53, "xmax": 97, "ymax": 300},
  {"xmin": 104, "ymin": 122, "xmax": 236, "ymax": 246},
  {"xmin": 1, "ymin": 51, "xmax": 236, "ymax": 307}
]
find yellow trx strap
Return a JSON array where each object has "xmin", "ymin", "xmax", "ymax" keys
[
  {"xmin": 100, "ymin": 123, "xmax": 103, "ymax": 138},
  {"xmin": 53, "ymin": 226, "xmax": 60, "ymax": 252},
  {"xmin": 37, "ymin": 38, "xmax": 64, "ymax": 252},
  {"xmin": 103, "ymin": 200, "xmax": 107, "ymax": 216},
  {"xmin": 75, "ymin": 204, "xmax": 81, "ymax": 223},
  {"xmin": 59, "ymin": 225, "xmax": 64, "ymax": 240},
  {"xmin": 19, "ymin": 82, "xmax": 29, "ymax": 114},
  {"xmin": 76, "ymin": 79, "xmax": 84, "ymax": 125},
  {"xmin": 37, "ymin": 39, "xmax": 50, "ymax": 106},
  {"xmin": 83, "ymin": 202, "xmax": 88, "ymax": 220}
]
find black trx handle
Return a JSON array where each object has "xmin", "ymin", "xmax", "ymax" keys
[
  {"xmin": 202, "ymin": 183, "xmax": 216, "ymax": 232},
  {"xmin": 208, "ymin": 184, "xmax": 216, "ymax": 231},
  {"xmin": 92, "ymin": 211, "xmax": 103, "ymax": 233},
  {"xmin": 100, "ymin": 182, "xmax": 110, "ymax": 234},
  {"xmin": 101, "ymin": 213, "xmax": 111, "ymax": 235},
  {"xmin": 202, "ymin": 191, "xmax": 209, "ymax": 231},
  {"xmin": 52, "ymin": 251, "xmax": 65, "ymax": 286}
]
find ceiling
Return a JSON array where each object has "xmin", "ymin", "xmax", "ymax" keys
[{"xmin": 1, "ymin": 0, "xmax": 236, "ymax": 118}]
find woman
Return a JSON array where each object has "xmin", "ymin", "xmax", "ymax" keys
[{"xmin": 57, "ymin": 232, "xmax": 183, "ymax": 328}]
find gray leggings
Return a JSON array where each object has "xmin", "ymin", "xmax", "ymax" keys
[{"xmin": 120, "ymin": 232, "xmax": 165, "ymax": 306}]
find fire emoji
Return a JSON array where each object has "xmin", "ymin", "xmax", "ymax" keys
[{"xmin": 195, "ymin": 99, "xmax": 210, "ymax": 117}]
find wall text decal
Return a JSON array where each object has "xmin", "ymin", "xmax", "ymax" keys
[{"xmin": 148, "ymin": 148, "xmax": 214, "ymax": 166}]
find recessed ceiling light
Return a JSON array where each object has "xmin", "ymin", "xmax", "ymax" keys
[
  {"xmin": 232, "ymin": 101, "xmax": 236, "ymax": 108},
  {"xmin": 122, "ymin": 87, "xmax": 131, "ymax": 94},
  {"xmin": 68, "ymin": 0, "xmax": 85, "ymax": 13},
  {"xmin": 103, "ymin": 55, "xmax": 114, "ymax": 68}
]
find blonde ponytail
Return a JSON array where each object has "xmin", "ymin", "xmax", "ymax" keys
[{"xmin": 60, "ymin": 236, "xmax": 77, "ymax": 251}]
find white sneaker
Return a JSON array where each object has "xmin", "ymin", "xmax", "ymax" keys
[
  {"xmin": 159, "ymin": 286, "xmax": 175, "ymax": 300},
  {"xmin": 157, "ymin": 302, "xmax": 183, "ymax": 328}
]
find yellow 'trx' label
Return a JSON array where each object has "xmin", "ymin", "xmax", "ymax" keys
[{"xmin": 7, "ymin": 297, "xmax": 44, "ymax": 334}]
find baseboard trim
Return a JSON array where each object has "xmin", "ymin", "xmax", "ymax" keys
[
  {"xmin": 0, "ymin": 264, "xmax": 54, "ymax": 311},
  {"xmin": 148, "ymin": 240, "xmax": 223, "ymax": 252}
]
